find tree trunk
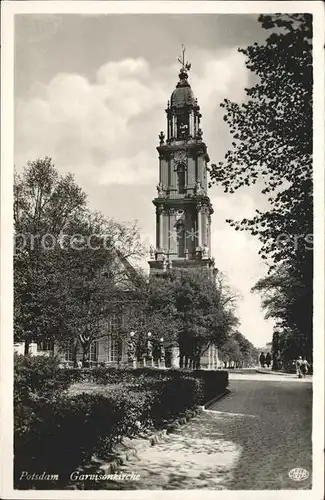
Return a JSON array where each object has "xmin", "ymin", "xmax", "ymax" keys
[
  {"xmin": 24, "ymin": 340, "xmax": 30, "ymax": 356},
  {"xmin": 82, "ymin": 342, "xmax": 90, "ymax": 367},
  {"xmin": 194, "ymin": 355, "xmax": 201, "ymax": 370},
  {"xmin": 179, "ymin": 353, "xmax": 184, "ymax": 368}
]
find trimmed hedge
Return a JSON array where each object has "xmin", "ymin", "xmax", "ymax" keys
[
  {"xmin": 14, "ymin": 353, "xmax": 72, "ymax": 398},
  {"xmin": 14, "ymin": 356, "xmax": 228, "ymax": 489},
  {"xmin": 192, "ymin": 369, "xmax": 228, "ymax": 403},
  {"xmin": 55, "ymin": 366, "xmax": 229, "ymax": 401},
  {"xmin": 15, "ymin": 388, "xmax": 153, "ymax": 488}
]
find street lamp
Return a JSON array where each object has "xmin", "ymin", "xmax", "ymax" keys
[{"xmin": 159, "ymin": 337, "xmax": 165, "ymax": 369}]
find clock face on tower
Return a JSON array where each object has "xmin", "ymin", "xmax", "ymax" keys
[{"xmin": 173, "ymin": 150, "xmax": 187, "ymax": 166}]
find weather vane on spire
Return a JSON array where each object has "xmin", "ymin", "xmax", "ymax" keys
[{"xmin": 178, "ymin": 45, "xmax": 191, "ymax": 72}]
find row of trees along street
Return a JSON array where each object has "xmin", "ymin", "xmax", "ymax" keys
[
  {"xmin": 14, "ymin": 158, "xmax": 257, "ymax": 368},
  {"xmin": 210, "ymin": 14, "xmax": 313, "ymax": 364}
]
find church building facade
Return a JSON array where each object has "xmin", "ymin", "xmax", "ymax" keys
[
  {"xmin": 148, "ymin": 52, "xmax": 219, "ymax": 369},
  {"xmin": 149, "ymin": 58, "xmax": 215, "ymax": 276}
]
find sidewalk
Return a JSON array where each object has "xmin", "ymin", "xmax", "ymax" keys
[
  {"xmin": 115, "ymin": 411, "xmax": 241, "ymax": 489},
  {"xmin": 228, "ymin": 371, "xmax": 312, "ymax": 382},
  {"xmin": 255, "ymin": 368, "xmax": 294, "ymax": 376}
]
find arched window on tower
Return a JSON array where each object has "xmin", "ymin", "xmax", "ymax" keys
[
  {"xmin": 176, "ymin": 114, "xmax": 189, "ymax": 139},
  {"xmin": 177, "ymin": 165, "xmax": 186, "ymax": 194},
  {"xmin": 176, "ymin": 222, "xmax": 186, "ymax": 258}
]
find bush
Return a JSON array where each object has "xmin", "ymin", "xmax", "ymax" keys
[
  {"xmin": 14, "ymin": 354, "xmax": 72, "ymax": 440},
  {"xmin": 14, "ymin": 353, "xmax": 71, "ymax": 400},
  {"xmin": 192, "ymin": 369, "xmax": 228, "ymax": 403},
  {"xmin": 14, "ymin": 357, "xmax": 229, "ymax": 489},
  {"xmin": 151, "ymin": 376, "xmax": 203, "ymax": 424},
  {"xmin": 14, "ymin": 386, "xmax": 153, "ymax": 488}
]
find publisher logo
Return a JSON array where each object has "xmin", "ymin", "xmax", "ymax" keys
[{"xmin": 288, "ymin": 468, "xmax": 309, "ymax": 481}]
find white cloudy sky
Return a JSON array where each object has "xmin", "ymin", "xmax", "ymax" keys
[{"xmin": 14, "ymin": 14, "xmax": 275, "ymax": 347}]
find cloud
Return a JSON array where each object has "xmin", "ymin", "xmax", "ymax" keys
[
  {"xmin": 15, "ymin": 48, "xmax": 248, "ymax": 187},
  {"xmin": 15, "ymin": 47, "xmax": 274, "ymax": 346}
]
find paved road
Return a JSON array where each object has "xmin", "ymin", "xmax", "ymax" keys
[
  {"xmin": 209, "ymin": 375, "xmax": 312, "ymax": 489},
  {"xmin": 113, "ymin": 373, "xmax": 312, "ymax": 490}
]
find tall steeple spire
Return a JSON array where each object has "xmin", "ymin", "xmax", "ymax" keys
[
  {"xmin": 148, "ymin": 50, "xmax": 215, "ymax": 276},
  {"xmin": 178, "ymin": 44, "xmax": 192, "ymax": 76}
]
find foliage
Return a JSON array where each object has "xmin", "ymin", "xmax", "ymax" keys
[
  {"xmin": 14, "ymin": 356, "xmax": 228, "ymax": 488},
  {"xmin": 14, "ymin": 353, "xmax": 70, "ymax": 400},
  {"xmin": 209, "ymin": 15, "xmax": 313, "ymax": 359},
  {"xmin": 151, "ymin": 377, "xmax": 203, "ymax": 423},
  {"xmin": 14, "ymin": 157, "xmax": 145, "ymax": 358},
  {"xmin": 15, "ymin": 390, "xmax": 152, "ymax": 488},
  {"xmin": 252, "ymin": 265, "xmax": 312, "ymax": 359},
  {"xmin": 127, "ymin": 268, "xmax": 239, "ymax": 368},
  {"xmin": 219, "ymin": 332, "xmax": 258, "ymax": 368},
  {"xmin": 192, "ymin": 369, "xmax": 228, "ymax": 402}
]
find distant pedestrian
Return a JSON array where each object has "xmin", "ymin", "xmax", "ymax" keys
[
  {"xmin": 77, "ymin": 360, "xmax": 82, "ymax": 369},
  {"xmin": 265, "ymin": 352, "xmax": 271, "ymax": 368},
  {"xmin": 259, "ymin": 352, "xmax": 266, "ymax": 368},
  {"xmin": 300, "ymin": 357, "xmax": 309, "ymax": 378},
  {"xmin": 295, "ymin": 356, "xmax": 303, "ymax": 378}
]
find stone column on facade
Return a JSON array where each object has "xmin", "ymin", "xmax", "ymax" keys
[
  {"xmin": 189, "ymin": 110, "xmax": 194, "ymax": 137},
  {"xmin": 208, "ymin": 214, "xmax": 212, "ymax": 256},
  {"xmin": 195, "ymin": 114, "xmax": 200, "ymax": 137},
  {"xmin": 159, "ymin": 157, "xmax": 162, "ymax": 186},
  {"xmin": 163, "ymin": 208, "xmax": 170, "ymax": 254},
  {"xmin": 160, "ymin": 210, "xmax": 164, "ymax": 250},
  {"xmin": 202, "ymin": 206, "xmax": 207, "ymax": 247},
  {"xmin": 197, "ymin": 203, "xmax": 202, "ymax": 248},
  {"xmin": 172, "ymin": 114, "xmax": 177, "ymax": 139},
  {"xmin": 156, "ymin": 205, "xmax": 164, "ymax": 251},
  {"xmin": 171, "ymin": 156, "xmax": 177, "ymax": 193},
  {"xmin": 168, "ymin": 208, "xmax": 175, "ymax": 257}
]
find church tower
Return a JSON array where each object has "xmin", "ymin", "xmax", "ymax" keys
[{"xmin": 149, "ymin": 49, "xmax": 215, "ymax": 276}]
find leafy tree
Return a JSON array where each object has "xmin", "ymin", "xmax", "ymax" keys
[
  {"xmin": 128, "ymin": 269, "xmax": 239, "ymax": 369},
  {"xmin": 219, "ymin": 338, "xmax": 241, "ymax": 368},
  {"xmin": 253, "ymin": 266, "xmax": 312, "ymax": 360},
  {"xmin": 219, "ymin": 332, "xmax": 258, "ymax": 368},
  {"xmin": 14, "ymin": 157, "xmax": 145, "ymax": 358},
  {"xmin": 209, "ymin": 15, "xmax": 312, "ymax": 358},
  {"xmin": 232, "ymin": 331, "xmax": 258, "ymax": 366},
  {"xmin": 14, "ymin": 157, "xmax": 87, "ymax": 353}
]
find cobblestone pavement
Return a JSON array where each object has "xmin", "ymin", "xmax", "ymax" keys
[
  {"xmin": 209, "ymin": 377, "xmax": 312, "ymax": 489},
  {"xmin": 114, "ymin": 374, "xmax": 312, "ymax": 490}
]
